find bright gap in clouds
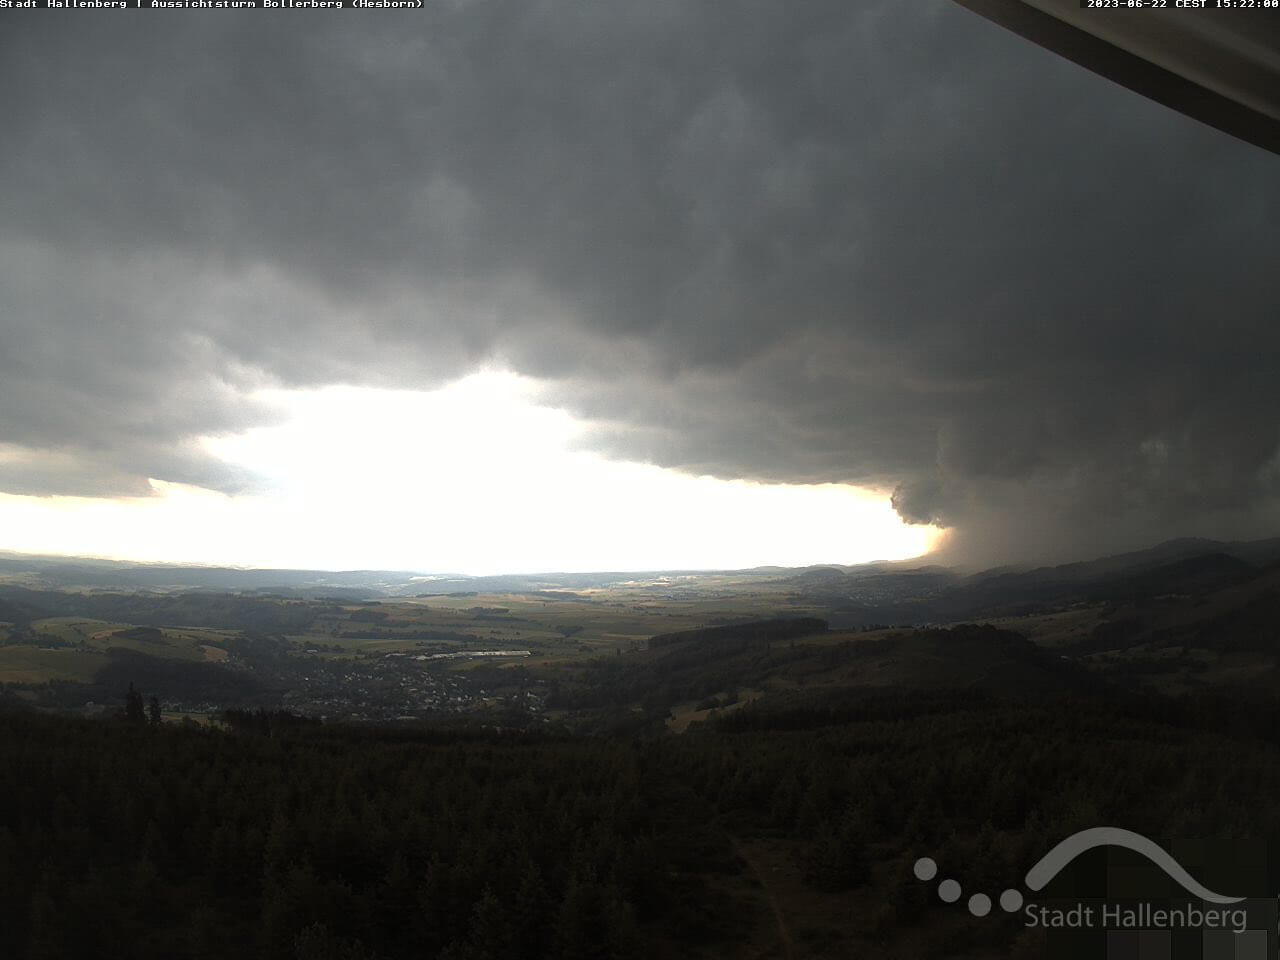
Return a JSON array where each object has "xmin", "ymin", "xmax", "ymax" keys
[{"xmin": 0, "ymin": 372, "xmax": 941, "ymax": 574}]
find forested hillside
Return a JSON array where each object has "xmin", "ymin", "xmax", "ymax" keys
[{"xmin": 4, "ymin": 680, "xmax": 1279, "ymax": 959}]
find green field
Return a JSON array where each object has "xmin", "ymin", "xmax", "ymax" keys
[
  {"xmin": 32, "ymin": 618, "xmax": 229, "ymax": 660},
  {"xmin": 0, "ymin": 645, "xmax": 106, "ymax": 684}
]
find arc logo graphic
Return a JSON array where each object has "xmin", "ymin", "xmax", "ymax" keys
[{"xmin": 912, "ymin": 827, "xmax": 1244, "ymax": 919}]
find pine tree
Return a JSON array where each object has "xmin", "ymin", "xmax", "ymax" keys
[{"xmin": 125, "ymin": 683, "xmax": 145, "ymax": 725}]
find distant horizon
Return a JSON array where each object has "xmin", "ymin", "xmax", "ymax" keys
[
  {"xmin": 4, "ymin": 528, "xmax": 1279, "ymax": 582},
  {"xmin": 0, "ymin": 541, "xmax": 937, "ymax": 578}
]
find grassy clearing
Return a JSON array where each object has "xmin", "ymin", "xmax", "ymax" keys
[
  {"xmin": 667, "ymin": 688, "xmax": 764, "ymax": 733},
  {"xmin": 0, "ymin": 646, "xmax": 107, "ymax": 684},
  {"xmin": 27, "ymin": 619, "xmax": 236, "ymax": 666},
  {"xmin": 31, "ymin": 617, "xmax": 131, "ymax": 645},
  {"xmin": 979, "ymin": 605, "xmax": 1108, "ymax": 648}
]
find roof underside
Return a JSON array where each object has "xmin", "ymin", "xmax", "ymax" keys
[{"xmin": 953, "ymin": 0, "xmax": 1280, "ymax": 155}]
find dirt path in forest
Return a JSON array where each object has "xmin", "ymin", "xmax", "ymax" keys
[{"xmin": 728, "ymin": 834, "xmax": 795, "ymax": 960}]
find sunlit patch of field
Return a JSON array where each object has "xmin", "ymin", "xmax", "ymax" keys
[
  {"xmin": 0, "ymin": 646, "xmax": 107, "ymax": 684},
  {"xmin": 73, "ymin": 623, "xmax": 212, "ymax": 662},
  {"xmin": 289, "ymin": 633, "xmax": 370, "ymax": 654},
  {"xmin": 343, "ymin": 637, "xmax": 424, "ymax": 653},
  {"xmin": 442, "ymin": 655, "xmax": 537, "ymax": 673},
  {"xmin": 385, "ymin": 588, "xmax": 816, "ymax": 648},
  {"xmin": 116, "ymin": 638, "xmax": 207, "ymax": 660},
  {"xmin": 32, "ymin": 617, "xmax": 132, "ymax": 645},
  {"xmin": 977, "ymin": 604, "xmax": 1110, "ymax": 648},
  {"xmin": 319, "ymin": 590, "xmax": 780, "ymax": 665}
]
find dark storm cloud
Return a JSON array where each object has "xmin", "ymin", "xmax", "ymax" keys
[{"xmin": 1, "ymin": 2, "xmax": 1277, "ymax": 564}]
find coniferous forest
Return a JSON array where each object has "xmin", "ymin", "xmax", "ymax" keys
[{"xmin": 4, "ymin": 680, "xmax": 1280, "ymax": 959}]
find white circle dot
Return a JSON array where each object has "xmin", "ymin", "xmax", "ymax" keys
[
  {"xmin": 968, "ymin": 893, "xmax": 992, "ymax": 917},
  {"xmin": 913, "ymin": 857, "xmax": 937, "ymax": 881},
  {"xmin": 1000, "ymin": 888, "xmax": 1024, "ymax": 912},
  {"xmin": 938, "ymin": 879, "xmax": 962, "ymax": 903}
]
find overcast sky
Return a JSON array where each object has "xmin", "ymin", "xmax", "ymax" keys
[{"xmin": 1, "ymin": 2, "xmax": 1277, "ymax": 572}]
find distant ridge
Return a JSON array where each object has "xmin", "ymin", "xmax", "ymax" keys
[
  {"xmin": 2, "ymin": 534, "xmax": 1279, "ymax": 615},
  {"xmin": 967, "ymin": 536, "xmax": 1280, "ymax": 585}
]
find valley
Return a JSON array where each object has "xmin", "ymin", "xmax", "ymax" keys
[{"xmin": 5, "ymin": 538, "xmax": 1280, "ymax": 958}]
